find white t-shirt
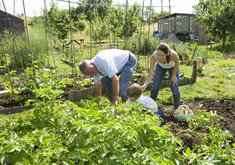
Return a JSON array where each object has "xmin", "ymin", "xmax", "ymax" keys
[
  {"xmin": 126, "ymin": 95, "xmax": 158, "ymax": 113},
  {"xmin": 92, "ymin": 49, "xmax": 130, "ymax": 84}
]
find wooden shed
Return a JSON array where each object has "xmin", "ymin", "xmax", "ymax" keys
[
  {"xmin": 0, "ymin": 10, "xmax": 25, "ymax": 34},
  {"xmin": 157, "ymin": 13, "xmax": 208, "ymax": 45}
]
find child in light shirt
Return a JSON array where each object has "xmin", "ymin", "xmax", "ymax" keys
[{"xmin": 126, "ymin": 83, "xmax": 164, "ymax": 118}]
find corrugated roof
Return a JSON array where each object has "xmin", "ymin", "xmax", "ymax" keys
[{"xmin": 157, "ymin": 13, "xmax": 196, "ymax": 21}]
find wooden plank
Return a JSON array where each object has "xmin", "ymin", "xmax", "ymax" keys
[
  {"xmin": 0, "ymin": 104, "xmax": 34, "ymax": 114},
  {"xmin": 68, "ymin": 88, "xmax": 95, "ymax": 101}
]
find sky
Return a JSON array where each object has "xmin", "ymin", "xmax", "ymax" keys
[{"xmin": 0, "ymin": 0, "xmax": 199, "ymax": 17}]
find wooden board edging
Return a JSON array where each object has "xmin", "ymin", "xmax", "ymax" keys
[{"xmin": 0, "ymin": 104, "xmax": 34, "ymax": 114}]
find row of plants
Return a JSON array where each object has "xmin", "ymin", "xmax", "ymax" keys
[{"xmin": 0, "ymin": 66, "xmax": 91, "ymax": 108}]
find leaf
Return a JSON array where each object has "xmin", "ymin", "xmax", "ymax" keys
[
  {"xmin": 185, "ymin": 147, "xmax": 191, "ymax": 157},
  {"xmin": 211, "ymin": 160, "xmax": 221, "ymax": 163},
  {"xmin": 210, "ymin": 152, "xmax": 219, "ymax": 160},
  {"xmin": 63, "ymin": 159, "xmax": 75, "ymax": 165},
  {"xmin": 68, "ymin": 151, "xmax": 80, "ymax": 159},
  {"xmin": 87, "ymin": 147, "xmax": 96, "ymax": 154},
  {"xmin": 39, "ymin": 135, "xmax": 43, "ymax": 143},
  {"xmin": 85, "ymin": 126, "xmax": 92, "ymax": 133},
  {"xmin": 225, "ymin": 145, "xmax": 231, "ymax": 154},
  {"xmin": 175, "ymin": 159, "xmax": 180, "ymax": 165},
  {"xmin": 101, "ymin": 151, "xmax": 109, "ymax": 158},
  {"xmin": 85, "ymin": 138, "xmax": 91, "ymax": 146},
  {"xmin": 1, "ymin": 157, "xmax": 7, "ymax": 165},
  {"xmin": 8, "ymin": 145, "xmax": 20, "ymax": 153}
]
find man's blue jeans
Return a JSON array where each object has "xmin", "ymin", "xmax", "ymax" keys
[
  {"xmin": 151, "ymin": 63, "xmax": 180, "ymax": 96},
  {"xmin": 101, "ymin": 53, "xmax": 137, "ymax": 98}
]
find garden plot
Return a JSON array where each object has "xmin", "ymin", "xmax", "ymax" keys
[{"xmin": 162, "ymin": 99, "xmax": 235, "ymax": 149}]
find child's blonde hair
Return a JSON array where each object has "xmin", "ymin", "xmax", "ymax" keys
[{"xmin": 126, "ymin": 83, "xmax": 142, "ymax": 98}]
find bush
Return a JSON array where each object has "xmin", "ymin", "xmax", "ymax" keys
[
  {"xmin": 213, "ymin": 40, "xmax": 235, "ymax": 54},
  {"xmin": 123, "ymin": 35, "xmax": 157, "ymax": 55}
]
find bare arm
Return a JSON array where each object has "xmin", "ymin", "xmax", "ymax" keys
[
  {"xmin": 171, "ymin": 53, "xmax": 180, "ymax": 86},
  {"xmin": 111, "ymin": 74, "xmax": 119, "ymax": 106},
  {"xmin": 141, "ymin": 55, "xmax": 157, "ymax": 91},
  {"xmin": 94, "ymin": 82, "xmax": 102, "ymax": 97}
]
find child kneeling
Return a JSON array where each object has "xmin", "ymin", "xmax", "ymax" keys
[{"xmin": 126, "ymin": 83, "xmax": 164, "ymax": 118}]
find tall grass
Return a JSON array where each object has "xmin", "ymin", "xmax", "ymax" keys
[{"xmin": 0, "ymin": 25, "xmax": 49, "ymax": 69}]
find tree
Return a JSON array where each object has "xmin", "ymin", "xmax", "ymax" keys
[
  {"xmin": 74, "ymin": 0, "xmax": 112, "ymax": 22},
  {"xmin": 87, "ymin": 10, "xmax": 110, "ymax": 42},
  {"xmin": 67, "ymin": 7, "xmax": 87, "ymax": 32},
  {"xmin": 48, "ymin": 2, "xmax": 70, "ymax": 40},
  {"xmin": 152, "ymin": 11, "xmax": 170, "ymax": 23},
  {"xmin": 110, "ymin": 4, "xmax": 142, "ymax": 38},
  {"xmin": 47, "ymin": 2, "xmax": 88, "ymax": 40},
  {"xmin": 193, "ymin": 0, "xmax": 235, "ymax": 46}
]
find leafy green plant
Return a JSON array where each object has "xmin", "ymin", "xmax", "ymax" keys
[
  {"xmin": 2, "ymin": 67, "xmax": 73, "ymax": 106},
  {"xmin": 82, "ymin": 79, "xmax": 91, "ymax": 88},
  {"xmin": 0, "ymin": 96, "xmax": 185, "ymax": 164},
  {"xmin": 2, "ymin": 70, "xmax": 18, "ymax": 96},
  {"xmin": 196, "ymin": 60, "xmax": 205, "ymax": 76},
  {"xmin": 183, "ymin": 110, "xmax": 234, "ymax": 164},
  {"xmin": 188, "ymin": 110, "xmax": 223, "ymax": 130},
  {"xmin": 207, "ymin": 50, "xmax": 223, "ymax": 59}
]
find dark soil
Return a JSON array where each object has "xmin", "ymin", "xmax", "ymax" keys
[
  {"xmin": 0, "ymin": 93, "xmax": 28, "ymax": 107},
  {"xmin": 161, "ymin": 99, "xmax": 235, "ymax": 149}
]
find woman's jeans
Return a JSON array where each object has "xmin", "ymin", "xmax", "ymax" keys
[
  {"xmin": 151, "ymin": 63, "xmax": 180, "ymax": 101},
  {"xmin": 101, "ymin": 53, "xmax": 137, "ymax": 98}
]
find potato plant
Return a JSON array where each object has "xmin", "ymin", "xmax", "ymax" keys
[{"xmin": 0, "ymin": 88, "xmax": 184, "ymax": 164}]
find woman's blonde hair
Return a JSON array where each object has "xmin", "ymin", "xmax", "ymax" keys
[{"xmin": 126, "ymin": 83, "xmax": 142, "ymax": 98}]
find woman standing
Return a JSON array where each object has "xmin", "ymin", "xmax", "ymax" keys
[{"xmin": 141, "ymin": 43, "xmax": 181, "ymax": 110}]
